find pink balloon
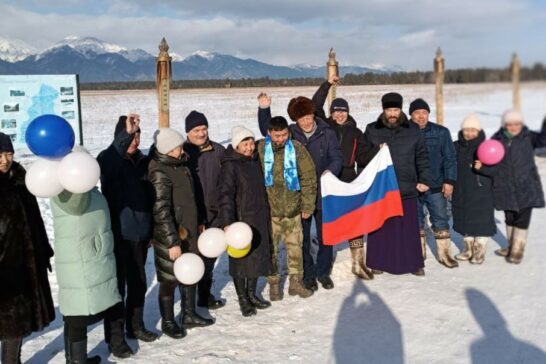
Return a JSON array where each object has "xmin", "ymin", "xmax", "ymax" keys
[{"xmin": 477, "ymin": 139, "xmax": 505, "ymax": 165}]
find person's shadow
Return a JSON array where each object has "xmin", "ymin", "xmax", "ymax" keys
[
  {"xmin": 332, "ymin": 280, "xmax": 404, "ymax": 364},
  {"xmin": 466, "ymin": 288, "xmax": 546, "ymax": 363}
]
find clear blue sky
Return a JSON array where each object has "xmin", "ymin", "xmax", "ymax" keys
[{"xmin": 1, "ymin": 0, "xmax": 545, "ymax": 70}]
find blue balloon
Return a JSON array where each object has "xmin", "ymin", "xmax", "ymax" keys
[{"xmin": 25, "ymin": 114, "xmax": 75, "ymax": 158}]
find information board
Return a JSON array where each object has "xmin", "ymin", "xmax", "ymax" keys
[{"xmin": 0, "ymin": 74, "xmax": 83, "ymax": 150}]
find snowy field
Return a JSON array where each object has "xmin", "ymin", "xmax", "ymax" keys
[{"xmin": 19, "ymin": 82, "xmax": 546, "ymax": 363}]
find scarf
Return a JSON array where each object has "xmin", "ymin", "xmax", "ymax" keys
[{"xmin": 264, "ymin": 136, "xmax": 301, "ymax": 191}]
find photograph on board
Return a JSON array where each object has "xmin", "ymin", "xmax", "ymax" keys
[
  {"xmin": 1, "ymin": 119, "xmax": 17, "ymax": 128},
  {"xmin": 3, "ymin": 103, "xmax": 20, "ymax": 112}
]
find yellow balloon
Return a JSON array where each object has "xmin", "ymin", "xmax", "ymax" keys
[{"xmin": 227, "ymin": 243, "xmax": 251, "ymax": 258}]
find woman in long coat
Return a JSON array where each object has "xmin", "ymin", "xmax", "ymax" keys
[
  {"xmin": 148, "ymin": 128, "xmax": 213, "ymax": 339},
  {"xmin": 217, "ymin": 126, "xmax": 272, "ymax": 316},
  {"xmin": 491, "ymin": 110, "xmax": 546, "ymax": 263},
  {"xmin": 0, "ymin": 133, "xmax": 55, "ymax": 364},
  {"xmin": 452, "ymin": 115, "xmax": 497, "ymax": 264}
]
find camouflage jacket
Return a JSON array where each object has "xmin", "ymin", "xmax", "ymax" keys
[{"xmin": 257, "ymin": 139, "xmax": 317, "ymax": 218}]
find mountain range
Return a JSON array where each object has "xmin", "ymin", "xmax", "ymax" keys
[{"xmin": 0, "ymin": 36, "xmax": 400, "ymax": 83}]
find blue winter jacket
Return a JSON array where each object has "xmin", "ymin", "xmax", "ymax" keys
[
  {"xmin": 415, "ymin": 121, "xmax": 457, "ymax": 192},
  {"xmin": 258, "ymin": 107, "xmax": 343, "ymax": 210}
]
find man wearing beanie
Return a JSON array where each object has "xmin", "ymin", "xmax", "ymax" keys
[
  {"xmin": 149, "ymin": 127, "xmax": 214, "ymax": 338},
  {"xmin": 409, "ymin": 98, "xmax": 459, "ymax": 269},
  {"xmin": 490, "ymin": 110, "xmax": 546, "ymax": 264},
  {"xmin": 97, "ymin": 114, "xmax": 158, "ymax": 347},
  {"xmin": 183, "ymin": 110, "xmax": 226, "ymax": 310},
  {"xmin": 257, "ymin": 90, "xmax": 343, "ymax": 291},
  {"xmin": 309, "ymin": 74, "xmax": 379, "ymax": 280},
  {"xmin": 363, "ymin": 93, "xmax": 432, "ymax": 276}
]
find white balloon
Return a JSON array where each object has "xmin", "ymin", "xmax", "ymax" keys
[
  {"xmin": 173, "ymin": 253, "xmax": 205, "ymax": 285},
  {"xmin": 25, "ymin": 158, "xmax": 64, "ymax": 198},
  {"xmin": 58, "ymin": 152, "xmax": 100, "ymax": 193},
  {"xmin": 225, "ymin": 222, "xmax": 253, "ymax": 249},
  {"xmin": 198, "ymin": 228, "xmax": 227, "ymax": 258}
]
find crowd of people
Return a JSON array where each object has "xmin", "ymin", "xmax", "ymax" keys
[{"xmin": 1, "ymin": 77, "xmax": 545, "ymax": 363}]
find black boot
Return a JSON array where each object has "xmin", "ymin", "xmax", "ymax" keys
[
  {"xmin": 106, "ymin": 319, "xmax": 134, "ymax": 359},
  {"xmin": 126, "ymin": 307, "xmax": 159, "ymax": 342},
  {"xmin": 1, "ymin": 337, "xmax": 22, "ymax": 364},
  {"xmin": 247, "ymin": 278, "xmax": 271, "ymax": 309},
  {"xmin": 180, "ymin": 285, "xmax": 214, "ymax": 329},
  {"xmin": 233, "ymin": 278, "xmax": 257, "ymax": 317},
  {"xmin": 197, "ymin": 277, "xmax": 225, "ymax": 310},
  {"xmin": 67, "ymin": 338, "xmax": 101, "ymax": 364},
  {"xmin": 158, "ymin": 296, "xmax": 186, "ymax": 339},
  {"xmin": 303, "ymin": 278, "xmax": 319, "ymax": 291},
  {"xmin": 317, "ymin": 276, "xmax": 334, "ymax": 290}
]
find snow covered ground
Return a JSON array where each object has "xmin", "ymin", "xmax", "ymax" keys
[{"xmin": 19, "ymin": 82, "xmax": 546, "ymax": 363}]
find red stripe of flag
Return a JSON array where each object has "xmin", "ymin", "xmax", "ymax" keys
[{"xmin": 322, "ymin": 190, "xmax": 404, "ymax": 246}]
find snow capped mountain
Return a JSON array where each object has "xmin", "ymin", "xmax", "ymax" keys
[
  {"xmin": 170, "ymin": 52, "xmax": 185, "ymax": 62},
  {"xmin": 187, "ymin": 50, "xmax": 216, "ymax": 61},
  {"xmin": 36, "ymin": 36, "xmax": 153, "ymax": 62},
  {"xmin": 0, "ymin": 36, "xmax": 395, "ymax": 82},
  {"xmin": 0, "ymin": 36, "xmax": 37, "ymax": 62}
]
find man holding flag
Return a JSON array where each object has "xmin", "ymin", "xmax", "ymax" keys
[{"xmin": 362, "ymin": 93, "xmax": 432, "ymax": 276}]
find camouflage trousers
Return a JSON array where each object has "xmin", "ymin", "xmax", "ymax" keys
[{"xmin": 269, "ymin": 216, "xmax": 304, "ymax": 279}]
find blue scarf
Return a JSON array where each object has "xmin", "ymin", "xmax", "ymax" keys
[{"xmin": 264, "ymin": 136, "xmax": 301, "ymax": 191}]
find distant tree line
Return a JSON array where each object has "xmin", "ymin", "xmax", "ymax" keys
[{"xmin": 80, "ymin": 63, "xmax": 546, "ymax": 91}]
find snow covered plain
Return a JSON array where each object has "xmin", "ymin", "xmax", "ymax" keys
[{"xmin": 19, "ymin": 82, "xmax": 546, "ymax": 363}]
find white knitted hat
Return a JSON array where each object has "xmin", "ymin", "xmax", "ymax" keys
[
  {"xmin": 461, "ymin": 113, "xmax": 482, "ymax": 130},
  {"xmin": 231, "ymin": 126, "xmax": 255, "ymax": 148},
  {"xmin": 154, "ymin": 128, "xmax": 185, "ymax": 154},
  {"xmin": 502, "ymin": 109, "xmax": 524, "ymax": 125}
]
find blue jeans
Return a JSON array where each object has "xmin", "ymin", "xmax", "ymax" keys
[
  {"xmin": 417, "ymin": 191, "xmax": 450, "ymax": 232},
  {"xmin": 302, "ymin": 209, "xmax": 333, "ymax": 281}
]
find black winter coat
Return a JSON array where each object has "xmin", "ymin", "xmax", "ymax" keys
[
  {"xmin": 183, "ymin": 140, "xmax": 225, "ymax": 228},
  {"xmin": 452, "ymin": 131, "xmax": 497, "ymax": 237},
  {"xmin": 363, "ymin": 113, "xmax": 432, "ymax": 199},
  {"xmin": 217, "ymin": 146, "xmax": 272, "ymax": 278},
  {"xmin": 97, "ymin": 130, "xmax": 153, "ymax": 242},
  {"xmin": 312, "ymin": 81, "xmax": 379, "ymax": 182},
  {"xmin": 0, "ymin": 162, "xmax": 55, "ymax": 339},
  {"xmin": 148, "ymin": 149, "xmax": 200, "ymax": 283},
  {"xmin": 490, "ymin": 121, "xmax": 546, "ymax": 211}
]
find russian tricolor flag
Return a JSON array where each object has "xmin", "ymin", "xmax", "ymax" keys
[{"xmin": 321, "ymin": 146, "xmax": 403, "ymax": 246}]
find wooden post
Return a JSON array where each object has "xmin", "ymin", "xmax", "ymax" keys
[
  {"xmin": 156, "ymin": 38, "xmax": 172, "ymax": 128},
  {"xmin": 511, "ymin": 53, "xmax": 521, "ymax": 111},
  {"xmin": 326, "ymin": 48, "xmax": 339, "ymax": 115},
  {"xmin": 434, "ymin": 48, "xmax": 445, "ymax": 125}
]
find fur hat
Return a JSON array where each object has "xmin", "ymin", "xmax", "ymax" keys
[
  {"xmin": 231, "ymin": 126, "xmax": 255, "ymax": 149},
  {"xmin": 154, "ymin": 128, "xmax": 185, "ymax": 154},
  {"xmin": 381, "ymin": 92, "xmax": 403, "ymax": 109},
  {"xmin": 409, "ymin": 98, "xmax": 430, "ymax": 115},
  {"xmin": 0, "ymin": 132, "xmax": 14, "ymax": 153},
  {"xmin": 461, "ymin": 113, "xmax": 482, "ymax": 130},
  {"xmin": 502, "ymin": 109, "xmax": 524, "ymax": 125},
  {"xmin": 287, "ymin": 96, "xmax": 316, "ymax": 121},
  {"xmin": 185, "ymin": 110, "xmax": 209, "ymax": 133},
  {"xmin": 330, "ymin": 98, "xmax": 349, "ymax": 114}
]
